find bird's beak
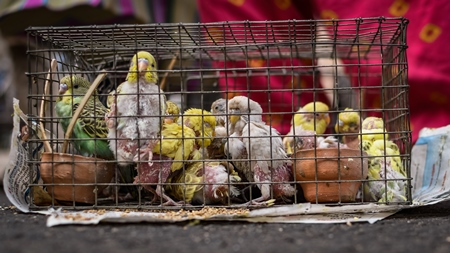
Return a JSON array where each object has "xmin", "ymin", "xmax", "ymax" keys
[
  {"xmin": 138, "ymin": 60, "xmax": 148, "ymax": 73},
  {"xmin": 164, "ymin": 117, "xmax": 174, "ymax": 124},
  {"xmin": 325, "ymin": 113, "xmax": 331, "ymax": 125},
  {"xmin": 230, "ymin": 115, "xmax": 240, "ymax": 124},
  {"xmin": 337, "ymin": 119, "xmax": 344, "ymax": 127},
  {"xmin": 59, "ymin": 83, "xmax": 68, "ymax": 94}
]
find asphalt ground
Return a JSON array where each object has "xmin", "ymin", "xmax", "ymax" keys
[{"xmin": 1, "ymin": 187, "xmax": 449, "ymax": 253}]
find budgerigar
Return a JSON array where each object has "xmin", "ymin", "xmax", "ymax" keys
[
  {"xmin": 56, "ymin": 75, "xmax": 138, "ymax": 200},
  {"xmin": 364, "ymin": 139, "xmax": 407, "ymax": 203},
  {"xmin": 360, "ymin": 116, "xmax": 389, "ymax": 163},
  {"xmin": 361, "ymin": 116, "xmax": 388, "ymax": 144},
  {"xmin": 210, "ymin": 98, "xmax": 227, "ymax": 127},
  {"xmin": 105, "ymin": 51, "xmax": 166, "ymax": 202},
  {"xmin": 283, "ymin": 101, "xmax": 330, "ymax": 154},
  {"xmin": 208, "ymin": 98, "xmax": 228, "ymax": 159},
  {"xmin": 56, "ymin": 75, "xmax": 113, "ymax": 160},
  {"xmin": 164, "ymin": 100, "xmax": 180, "ymax": 124},
  {"xmin": 335, "ymin": 108, "xmax": 361, "ymax": 149},
  {"xmin": 167, "ymin": 161, "xmax": 241, "ymax": 205},
  {"xmin": 178, "ymin": 108, "xmax": 216, "ymax": 157},
  {"xmin": 226, "ymin": 96, "xmax": 295, "ymax": 206},
  {"xmin": 106, "ymin": 51, "xmax": 166, "ymax": 165}
]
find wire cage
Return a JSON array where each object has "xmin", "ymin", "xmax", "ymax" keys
[{"xmin": 24, "ymin": 17, "xmax": 411, "ymax": 210}]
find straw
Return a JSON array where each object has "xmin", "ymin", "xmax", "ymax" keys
[
  {"xmin": 159, "ymin": 55, "xmax": 178, "ymax": 91},
  {"xmin": 39, "ymin": 59, "xmax": 57, "ymax": 153}
]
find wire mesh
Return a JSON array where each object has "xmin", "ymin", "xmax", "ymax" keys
[{"xmin": 24, "ymin": 17, "xmax": 411, "ymax": 210}]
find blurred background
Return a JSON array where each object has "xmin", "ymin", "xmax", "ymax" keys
[{"xmin": 0, "ymin": 0, "xmax": 199, "ymax": 174}]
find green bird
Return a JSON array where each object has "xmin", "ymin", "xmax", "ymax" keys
[
  {"xmin": 56, "ymin": 75, "xmax": 113, "ymax": 160},
  {"xmin": 56, "ymin": 75, "xmax": 139, "ymax": 201}
]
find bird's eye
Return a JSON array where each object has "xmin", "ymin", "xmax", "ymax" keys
[{"xmin": 74, "ymin": 84, "xmax": 79, "ymax": 89}]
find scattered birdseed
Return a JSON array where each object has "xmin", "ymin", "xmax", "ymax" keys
[
  {"xmin": 64, "ymin": 213, "xmax": 94, "ymax": 221},
  {"xmin": 83, "ymin": 209, "xmax": 107, "ymax": 215},
  {"xmin": 157, "ymin": 207, "xmax": 249, "ymax": 220}
]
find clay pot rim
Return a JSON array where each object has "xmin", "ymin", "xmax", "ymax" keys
[
  {"xmin": 294, "ymin": 148, "xmax": 368, "ymax": 158},
  {"xmin": 41, "ymin": 152, "xmax": 114, "ymax": 163}
]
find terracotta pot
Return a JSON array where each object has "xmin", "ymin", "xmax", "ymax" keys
[
  {"xmin": 40, "ymin": 152, "xmax": 115, "ymax": 204},
  {"xmin": 293, "ymin": 148, "xmax": 368, "ymax": 203}
]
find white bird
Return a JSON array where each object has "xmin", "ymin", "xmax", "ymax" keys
[{"xmin": 226, "ymin": 96, "xmax": 296, "ymax": 206}]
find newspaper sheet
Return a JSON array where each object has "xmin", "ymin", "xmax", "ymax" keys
[
  {"xmin": 3, "ymin": 99, "xmax": 448, "ymax": 226},
  {"xmin": 45, "ymin": 206, "xmax": 398, "ymax": 227},
  {"xmin": 411, "ymin": 125, "xmax": 450, "ymax": 205},
  {"xmin": 3, "ymin": 99, "xmax": 36, "ymax": 213}
]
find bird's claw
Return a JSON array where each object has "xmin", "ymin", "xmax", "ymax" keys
[
  {"xmin": 264, "ymin": 199, "xmax": 276, "ymax": 207},
  {"xmin": 134, "ymin": 140, "xmax": 158, "ymax": 166},
  {"xmin": 161, "ymin": 200, "xmax": 189, "ymax": 206},
  {"xmin": 133, "ymin": 148, "xmax": 153, "ymax": 166},
  {"xmin": 145, "ymin": 198, "xmax": 187, "ymax": 206},
  {"xmin": 236, "ymin": 198, "xmax": 276, "ymax": 208}
]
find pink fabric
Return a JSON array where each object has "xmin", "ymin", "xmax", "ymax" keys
[
  {"xmin": 22, "ymin": 0, "xmax": 43, "ymax": 8},
  {"xmin": 198, "ymin": 0, "xmax": 321, "ymax": 135},
  {"xmin": 197, "ymin": 1, "xmax": 307, "ymax": 22},
  {"xmin": 197, "ymin": 0, "xmax": 450, "ymax": 142},
  {"xmin": 315, "ymin": 0, "xmax": 450, "ymax": 142},
  {"xmin": 213, "ymin": 58, "xmax": 327, "ymax": 135},
  {"xmin": 119, "ymin": 0, "xmax": 134, "ymax": 14}
]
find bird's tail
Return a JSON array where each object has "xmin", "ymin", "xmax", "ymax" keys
[{"xmin": 117, "ymin": 163, "xmax": 139, "ymax": 200}]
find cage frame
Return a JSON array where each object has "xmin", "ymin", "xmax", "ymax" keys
[{"xmin": 23, "ymin": 17, "xmax": 411, "ymax": 211}]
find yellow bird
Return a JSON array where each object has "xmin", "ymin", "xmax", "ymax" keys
[
  {"xmin": 361, "ymin": 116, "xmax": 388, "ymax": 143},
  {"xmin": 152, "ymin": 122, "xmax": 200, "ymax": 172},
  {"xmin": 368, "ymin": 139, "xmax": 405, "ymax": 176},
  {"xmin": 335, "ymin": 108, "xmax": 361, "ymax": 149},
  {"xmin": 167, "ymin": 161, "xmax": 241, "ymax": 205},
  {"xmin": 283, "ymin": 101, "xmax": 330, "ymax": 154},
  {"xmin": 164, "ymin": 100, "xmax": 181, "ymax": 124},
  {"xmin": 178, "ymin": 108, "xmax": 216, "ymax": 150},
  {"xmin": 154, "ymin": 108, "xmax": 216, "ymax": 172},
  {"xmin": 363, "ymin": 138, "xmax": 407, "ymax": 203}
]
